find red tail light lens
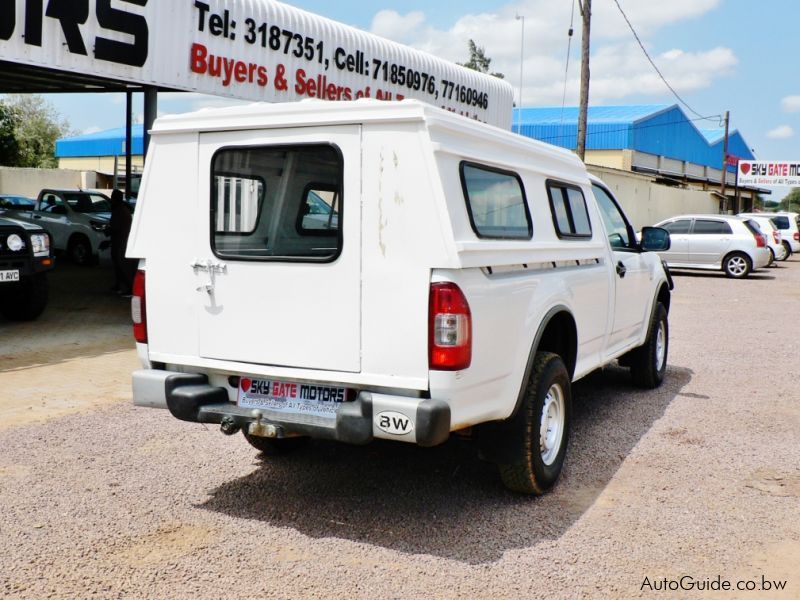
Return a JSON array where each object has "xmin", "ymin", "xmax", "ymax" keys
[
  {"xmin": 794, "ymin": 232, "xmax": 799, "ymax": 241},
  {"xmin": 755, "ymin": 233, "xmax": 766, "ymax": 248},
  {"xmin": 429, "ymin": 282, "xmax": 472, "ymax": 371},
  {"xmin": 132, "ymin": 270, "xmax": 147, "ymax": 343},
  {"xmin": 773, "ymin": 230, "xmax": 780, "ymax": 244}
]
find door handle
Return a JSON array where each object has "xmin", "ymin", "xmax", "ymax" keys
[
  {"xmin": 616, "ymin": 261, "xmax": 627, "ymax": 278},
  {"xmin": 33, "ymin": 215, "xmax": 42, "ymax": 219}
]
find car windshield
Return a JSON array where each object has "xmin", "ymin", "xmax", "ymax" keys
[{"xmin": 62, "ymin": 193, "xmax": 111, "ymax": 213}]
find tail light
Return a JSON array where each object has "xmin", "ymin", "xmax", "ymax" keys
[
  {"xmin": 132, "ymin": 270, "xmax": 147, "ymax": 343},
  {"xmin": 429, "ymin": 282, "xmax": 472, "ymax": 370},
  {"xmin": 753, "ymin": 232, "xmax": 766, "ymax": 248},
  {"xmin": 773, "ymin": 230, "xmax": 781, "ymax": 244},
  {"xmin": 794, "ymin": 232, "xmax": 799, "ymax": 241}
]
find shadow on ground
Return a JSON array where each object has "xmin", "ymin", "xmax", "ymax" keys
[
  {"xmin": 0, "ymin": 262, "xmax": 132, "ymax": 371},
  {"xmin": 200, "ymin": 365, "xmax": 693, "ymax": 564}
]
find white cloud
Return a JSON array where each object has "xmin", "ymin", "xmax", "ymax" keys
[
  {"xmin": 766, "ymin": 125, "xmax": 794, "ymax": 140},
  {"xmin": 368, "ymin": 0, "xmax": 731, "ymax": 107},
  {"xmin": 370, "ymin": 10, "xmax": 426, "ymax": 44},
  {"xmin": 780, "ymin": 96, "xmax": 800, "ymax": 113}
]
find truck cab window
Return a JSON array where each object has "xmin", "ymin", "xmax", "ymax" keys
[{"xmin": 592, "ymin": 184, "xmax": 632, "ymax": 249}]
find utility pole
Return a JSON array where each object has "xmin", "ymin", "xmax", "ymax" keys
[
  {"xmin": 576, "ymin": 0, "xmax": 591, "ymax": 162},
  {"xmin": 719, "ymin": 110, "xmax": 730, "ymax": 213},
  {"xmin": 516, "ymin": 14, "xmax": 525, "ymax": 133}
]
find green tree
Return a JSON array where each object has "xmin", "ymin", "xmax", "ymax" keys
[
  {"xmin": 0, "ymin": 103, "xmax": 20, "ymax": 166},
  {"xmin": 458, "ymin": 40, "xmax": 505, "ymax": 79},
  {"xmin": 779, "ymin": 187, "xmax": 800, "ymax": 212},
  {"xmin": 0, "ymin": 94, "xmax": 71, "ymax": 168}
]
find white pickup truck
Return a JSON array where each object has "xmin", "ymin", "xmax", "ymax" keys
[
  {"xmin": 129, "ymin": 100, "xmax": 673, "ymax": 494},
  {"xmin": 4, "ymin": 189, "xmax": 112, "ymax": 265}
]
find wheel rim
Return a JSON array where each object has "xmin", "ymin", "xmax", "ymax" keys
[
  {"xmin": 72, "ymin": 244, "xmax": 88, "ymax": 262},
  {"xmin": 727, "ymin": 256, "xmax": 747, "ymax": 276},
  {"xmin": 655, "ymin": 320, "xmax": 666, "ymax": 371},
  {"xmin": 540, "ymin": 383, "xmax": 565, "ymax": 466}
]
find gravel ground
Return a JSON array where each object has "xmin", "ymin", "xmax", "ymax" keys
[{"xmin": 1, "ymin": 260, "xmax": 798, "ymax": 598}]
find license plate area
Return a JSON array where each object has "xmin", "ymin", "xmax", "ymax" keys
[
  {"xmin": 237, "ymin": 377, "xmax": 349, "ymax": 420},
  {"xmin": 0, "ymin": 270, "xmax": 20, "ymax": 283}
]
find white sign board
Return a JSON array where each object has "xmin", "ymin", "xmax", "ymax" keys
[
  {"xmin": 738, "ymin": 161, "xmax": 800, "ymax": 186},
  {"xmin": 0, "ymin": 0, "xmax": 514, "ymax": 128}
]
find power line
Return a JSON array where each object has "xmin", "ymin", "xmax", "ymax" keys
[{"xmin": 611, "ymin": 0, "xmax": 719, "ymax": 123}]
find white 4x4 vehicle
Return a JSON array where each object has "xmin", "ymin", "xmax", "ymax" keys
[
  {"xmin": 6, "ymin": 189, "xmax": 111, "ymax": 265},
  {"xmin": 129, "ymin": 101, "xmax": 672, "ymax": 494}
]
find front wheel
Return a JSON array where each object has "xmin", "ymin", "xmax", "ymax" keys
[
  {"xmin": 0, "ymin": 273, "xmax": 48, "ymax": 321},
  {"xmin": 629, "ymin": 302, "xmax": 668, "ymax": 389},
  {"xmin": 68, "ymin": 235, "xmax": 93, "ymax": 266},
  {"xmin": 498, "ymin": 352, "xmax": 572, "ymax": 495},
  {"xmin": 723, "ymin": 252, "xmax": 751, "ymax": 278}
]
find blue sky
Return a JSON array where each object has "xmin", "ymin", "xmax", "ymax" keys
[{"xmin": 43, "ymin": 0, "xmax": 800, "ymax": 200}]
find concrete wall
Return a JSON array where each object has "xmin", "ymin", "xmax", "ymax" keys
[
  {"xmin": 589, "ymin": 165, "xmax": 719, "ymax": 229},
  {"xmin": 0, "ymin": 167, "xmax": 86, "ymax": 198},
  {"xmin": 58, "ymin": 156, "xmax": 144, "ymax": 173}
]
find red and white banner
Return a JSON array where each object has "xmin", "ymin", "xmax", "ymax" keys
[
  {"xmin": 0, "ymin": 0, "xmax": 514, "ymax": 128},
  {"xmin": 737, "ymin": 161, "xmax": 800, "ymax": 186}
]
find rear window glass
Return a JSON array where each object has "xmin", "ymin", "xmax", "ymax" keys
[
  {"xmin": 460, "ymin": 162, "xmax": 531, "ymax": 239},
  {"xmin": 693, "ymin": 219, "xmax": 732, "ymax": 235},
  {"xmin": 212, "ymin": 144, "xmax": 342, "ymax": 261},
  {"xmin": 772, "ymin": 216, "xmax": 790, "ymax": 229},
  {"xmin": 546, "ymin": 183, "xmax": 592, "ymax": 238}
]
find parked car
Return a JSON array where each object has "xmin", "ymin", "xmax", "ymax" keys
[
  {"xmin": 739, "ymin": 214, "xmax": 786, "ymax": 264},
  {"xmin": 0, "ymin": 195, "xmax": 36, "ymax": 211},
  {"xmin": 0, "ymin": 214, "xmax": 54, "ymax": 320},
  {"xmin": 3, "ymin": 189, "xmax": 111, "ymax": 265},
  {"xmin": 129, "ymin": 100, "xmax": 673, "ymax": 495},
  {"xmin": 739, "ymin": 212, "xmax": 800, "ymax": 258},
  {"xmin": 654, "ymin": 214, "xmax": 770, "ymax": 278}
]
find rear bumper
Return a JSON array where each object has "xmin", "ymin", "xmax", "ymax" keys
[{"xmin": 132, "ymin": 369, "xmax": 450, "ymax": 447}]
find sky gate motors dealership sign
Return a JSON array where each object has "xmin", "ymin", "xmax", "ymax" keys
[
  {"xmin": 737, "ymin": 161, "xmax": 800, "ymax": 186},
  {"xmin": 0, "ymin": 0, "xmax": 514, "ymax": 128}
]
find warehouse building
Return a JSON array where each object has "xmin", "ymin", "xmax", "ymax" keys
[{"xmin": 513, "ymin": 105, "xmax": 769, "ymax": 224}]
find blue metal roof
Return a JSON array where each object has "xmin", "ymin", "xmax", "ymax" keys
[
  {"xmin": 513, "ymin": 104, "xmax": 755, "ymax": 172},
  {"xmin": 56, "ymin": 125, "xmax": 144, "ymax": 158}
]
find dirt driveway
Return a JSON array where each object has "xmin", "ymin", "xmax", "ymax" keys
[{"xmin": 1, "ymin": 261, "xmax": 798, "ymax": 598}]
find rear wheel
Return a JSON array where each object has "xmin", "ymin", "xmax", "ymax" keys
[
  {"xmin": 767, "ymin": 248, "xmax": 775, "ymax": 267},
  {"xmin": 242, "ymin": 430, "xmax": 309, "ymax": 455},
  {"xmin": 723, "ymin": 252, "xmax": 751, "ymax": 278},
  {"xmin": 498, "ymin": 352, "xmax": 571, "ymax": 495},
  {"xmin": 781, "ymin": 241, "xmax": 792, "ymax": 261},
  {"xmin": 629, "ymin": 302, "xmax": 668, "ymax": 389},
  {"xmin": 0, "ymin": 273, "xmax": 48, "ymax": 321}
]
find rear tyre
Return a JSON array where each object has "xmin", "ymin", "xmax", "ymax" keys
[
  {"xmin": 242, "ymin": 430, "xmax": 309, "ymax": 456},
  {"xmin": 0, "ymin": 273, "xmax": 48, "ymax": 321},
  {"xmin": 723, "ymin": 252, "xmax": 751, "ymax": 279},
  {"xmin": 629, "ymin": 302, "xmax": 668, "ymax": 389},
  {"xmin": 67, "ymin": 235, "xmax": 93, "ymax": 266},
  {"xmin": 498, "ymin": 352, "xmax": 571, "ymax": 495},
  {"xmin": 767, "ymin": 248, "xmax": 775, "ymax": 267},
  {"xmin": 781, "ymin": 241, "xmax": 792, "ymax": 261}
]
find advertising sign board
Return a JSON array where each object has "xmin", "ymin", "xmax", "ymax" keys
[
  {"xmin": 738, "ymin": 161, "xmax": 800, "ymax": 186},
  {"xmin": 0, "ymin": 0, "xmax": 514, "ymax": 128}
]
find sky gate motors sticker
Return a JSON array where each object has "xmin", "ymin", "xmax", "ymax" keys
[
  {"xmin": 738, "ymin": 161, "xmax": 800, "ymax": 186},
  {"xmin": 238, "ymin": 377, "xmax": 347, "ymax": 419}
]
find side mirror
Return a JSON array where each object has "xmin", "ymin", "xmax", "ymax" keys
[{"xmin": 640, "ymin": 226, "xmax": 671, "ymax": 252}]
